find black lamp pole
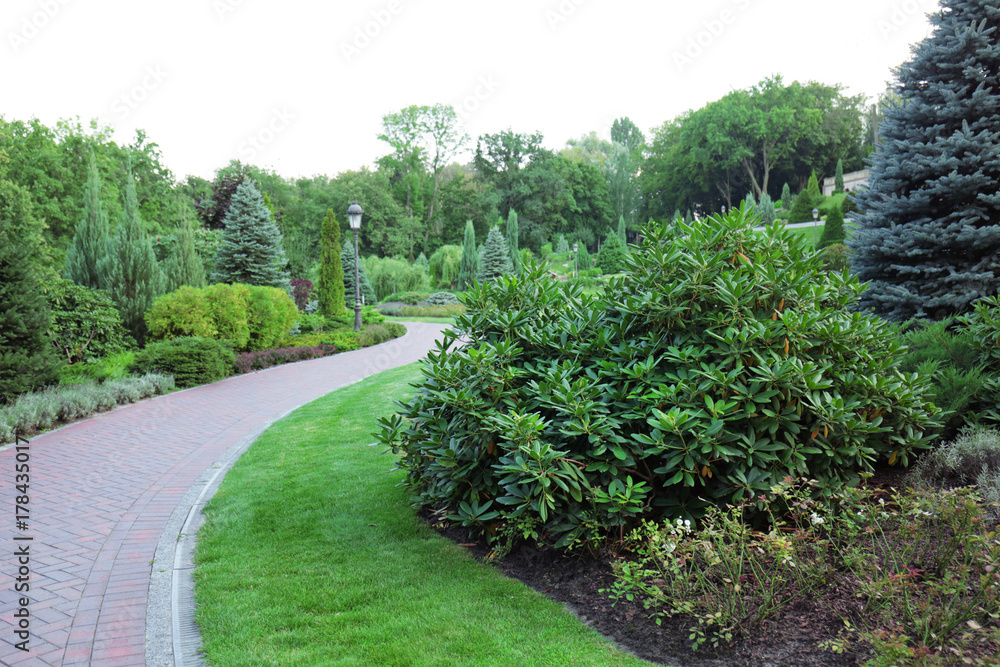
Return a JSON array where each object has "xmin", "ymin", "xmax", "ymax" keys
[{"xmin": 347, "ymin": 202, "xmax": 364, "ymax": 332}]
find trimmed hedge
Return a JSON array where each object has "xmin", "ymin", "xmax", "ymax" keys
[
  {"xmin": 130, "ymin": 337, "xmax": 235, "ymax": 389},
  {"xmin": 234, "ymin": 345, "xmax": 338, "ymax": 374}
]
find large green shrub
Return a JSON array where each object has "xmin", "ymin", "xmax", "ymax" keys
[
  {"xmin": 366, "ymin": 256, "xmax": 429, "ymax": 301},
  {"xmin": 130, "ymin": 337, "xmax": 235, "ymax": 389},
  {"xmin": 246, "ymin": 286, "xmax": 299, "ymax": 351},
  {"xmin": 378, "ymin": 208, "xmax": 940, "ymax": 549},
  {"xmin": 146, "ymin": 285, "xmax": 218, "ymax": 341},
  {"xmin": 43, "ymin": 279, "xmax": 135, "ymax": 364},
  {"xmin": 204, "ymin": 283, "xmax": 252, "ymax": 350}
]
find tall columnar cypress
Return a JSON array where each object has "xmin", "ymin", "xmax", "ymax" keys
[
  {"xmin": 210, "ymin": 180, "xmax": 290, "ymax": 289},
  {"xmin": 477, "ymin": 226, "xmax": 514, "ymax": 283},
  {"xmin": 103, "ymin": 170, "xmax": 164, "ymax": 346},
  {"xmin": 318, "ymin": 209, "xmax": 345, "ymax": 318},
  {"xmin": 165, "ymin": 221, "xmax": 206, "ymax": 292},
  {"xmin": 617, "ymin": 214, "xmax": 628, "ymax": 248},
  {"xmin": 458, "ymin": 220, "xmax": 478, "ymax": 289},
  {"xmin": 834, "ymin": 158, "xmax": 845, "ymax": 194},
  {"xmin": 506, "ymin": 210, "xmax": 521, "ymax": 275},
  {"xmin": 848, "ymin": 0, "xmax": 1000, "ymax": 320},
  {"xmin": 806, "ymin": 172, "xmax": 821, "ymax": 202},
  {"xmin": 818, "ymin": 204, "xmax": 846, "ymax": 250},
  {"xmin": 64, "ymin": 152, "xmax": 112, "ymax": 290},
  {"xmin": 341, "ymin": 239, "xmax": 376, "ymax": 307},
  {"xmin": 780, "ymin": 182, "xmax": 792, "ymax": 210}
]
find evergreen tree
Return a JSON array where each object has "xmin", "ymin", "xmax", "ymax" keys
[
  {"xmin": 672, "ymin": 209, "xmax": 682, "ymax": 223},
  {"xmin": 103, "ymin": 170, "xmax": 164, "ymax": 346},
  {"xmin": 414, "ymin": 251, "xmax": 429, "ymax": 271},
  {"xmin": 617, "ymin": 215, "xmax": 628, "ymax": 248},
  {"xmin": 742, "ymin": 191, "xmax": 756, "ymax": 212},
  {"xmin": 165, "ymin": 222, "xmax": 206, "ymax": 292},
  {"xmin": 477, "ymin": 226, "xmax": 514, "ymax": 283},
  {"xmin": 556, "ymin": 234, "xmax": 570, "ymax": 254},
  {"xmin": 64, "ymin": 152, "xmax": 112, "ymax": 290},
  {"xmin": 318, "ymin": 209, "xmax": 346, "ymax": 318},
  {"xmin": 0, "ymin": 211, "xmax": 61, "ymax": 402},
  {"xmin": 458, "ymin": 220, "xmax": 478, "ymax": 289},
  {"xmin": 848, "ymin": 0, "xmax": 1000, "ymax": 320},
  {"xmin": 834, "ymin": 158, "xmax": 845, "ymax": 194},
  {"xmin": 577, "ymin": 242, "xmax": 592, "ymax": 270},
  {"xmin": 685, "ymin": 209, "xmax": 693, "ymax": 224},
  {"xmin": 210, "ymin": 180, "xmax": 290, "ymax": 288},
  {"xmin": 506, "ymin": 210, "xmax": 521, "ymax": 275},
  {"xmin": 596, "ymin": 229, "xmax": 628, "ymax": 274},
  {"xmin": 788, "ymin": 189, "xmax": 816, "ymax": 224},
  {"xmin": 780, "ymin": 182, "xmax": 792, "ymax": 210},
  {"xmin": 806, "ymin": 171, "xmax": 821, "ymax": 202},
  {"xmin": 818, "ymin": 204, "xmax": 846, "ymax": 250},
  {"xmin": 758, "ymin": 193, "xmax": 777, "ymax": 225},
  {"xmin": 341, "ymin": 239, "xmax": 376, "ymax": 307}
]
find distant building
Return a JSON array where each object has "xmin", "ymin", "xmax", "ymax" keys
[{"xmin": 823, "ymin": 169, "xmax": 870, "ymax": 196}]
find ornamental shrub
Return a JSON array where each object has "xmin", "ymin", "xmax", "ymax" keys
[
  {"xmin": 246, "ymin": 285, "xmax": 299, "ymax": 352},
  {"xmin": 204, "ymin": 283, "xmax": 252, "ymax": 350},
  {"xmin": 42, "ymin": 279, "xmax": 135, "ymax": 365},
  {"xmin": 145, "ymin": 286, "xmax": 218, "ymax": 342},
  {"xmin": 426, "ymin": 291, "xmax": 459, "ymax": 305},
  {"xmin": 378, "ymin": 207, "xmax": 940, "ymax": 549},
  {"xmin": 130, "ymin": 337, "xmax": 235, "ymax": 389},
  {"xmin": 596, "ymin": 230, "xmax": 628, "ymax": 274}
]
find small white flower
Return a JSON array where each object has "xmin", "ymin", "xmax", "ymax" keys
[{"xmin": 809, "ymin": 512, "xmax": 824, "ymax": 525}]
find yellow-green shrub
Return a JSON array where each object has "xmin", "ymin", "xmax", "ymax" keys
[
  {"xmin": 146, "ymin": 286, "xmax": 217, "ymax": 341},
  {"xmin": 204, "ymin": 283, "xmax": 251, "ymax": 350},
  {"xmin": 247, "ymin": 286, "xmax": 299, "ymax": 351}
]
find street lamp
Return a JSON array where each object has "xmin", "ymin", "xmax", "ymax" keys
[
  {"xmin": 572, "ymin": 243, "xmax": 579, "ymax": 279},
  {"xmin": 347, "ymin": 201, "xmax": 364, "ymax": 332},
  {"xmin": 812, "ymin": 207, "xmax": 820, "ymax": 249}
]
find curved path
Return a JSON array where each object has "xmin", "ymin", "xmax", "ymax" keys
[{"xmin": 0, "ymin": 322, "xmax": 448, "ymax": 666}]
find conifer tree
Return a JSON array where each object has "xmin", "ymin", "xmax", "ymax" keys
[
  {"xmin": 103, "ymin": 170, "xmax": 164, "ymax": 346},
  {"xmin": 65, "ymin": 152, "xmax": 112, "ymax": 290},
  {"xmin": 318, "ymin": 210, "xmax": 346, "ymax": 318},
  {"xmin": 818, "ymin": 204, "xmax": 846, "ymax": 250},
  {"xmin": 806, "ymin": 172, "xmax": 821, "ymax": 202},
  {"xmin": 742, "ymin": 192, "xmax": 756, "ymax": 212},
  {"xmin": 165, "ymin": 222, "xmax": 206, "ymax": 292},
  {"xmin": 577, "ymin": 242, "xmax": 591, "ymax": 270},
  {"xmin": 341, "ymin": 239, "xmax": 376, "ymax": 307},
  {"xmin": 414, "ymin": 252, "xmax": 429, "ymax": 271},
  {"xmin": 596, "ymin": 229, "xmax": 628, "ymax": 274},
  {"xmin": 758, "ymin": 193, "xmax": 777, "ymax": 225},
  {"xmin": 477, "ymin": 226, "xmax": 514, "ymax": 283},
  {"xmin": 210, "ymin": 180, "xmax": 290, "ymax": 289},
  {"xmin": 834, "ymin": 158, "xmax": 845, "ymax": 194},
  {"xmin": 848, "ymin": 0, "xmax": 1000, "ymax": 320},
  {"xmin": 0, "ymin": 209, "xmax": 61, "ymax": 402},
  {"xmin": 458, "ymin": 220, "xmax": 478, "ymax": 289},
  {"xmin": 506, "ymin": 210, "xmax": 521, "ymax": 274},
  {"xmin": 556, "ymin": 234, "xmax": 570, "ymax": 254},
  {"xmin": 780, "ymin": 183, "xmax": 792, "ymax": 210},
  {"xmin": 617, "ymin": 215, "xmax": 628, "ymax": 248},
  {"xmin": 788, "ymin": 189, "xmax": 816, "ymax": 224}
]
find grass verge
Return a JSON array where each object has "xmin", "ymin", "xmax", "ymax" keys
[
  {"xmin": 384, "ymin": 316, "xmax": 457, "ymax": 325},
  {"xmin": 193, "ymin": 363, "xmax": 654, "ymax": 666}
]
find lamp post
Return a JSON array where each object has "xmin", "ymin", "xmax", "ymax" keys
[
  {"xmin": 347, "ymin": 202, "xmax": 364, "ymax": 332},
  {"xmin": 812, "ymin": 207, "xmax": 820, "ymax": 249},
  {"xmin": 572, "ymin": 243, "xmax": 579, "ymax": 279}
]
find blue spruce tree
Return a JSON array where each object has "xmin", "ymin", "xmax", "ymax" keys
[{"xmin": 848, "ymin": 0, "xmax": 1000, "ymax": 320}]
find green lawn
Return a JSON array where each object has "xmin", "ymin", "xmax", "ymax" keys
[
  {"xmin": 384, "ymin": 315, "xmax": 457, "ymax": 325},
  {"xmin": 194, "ymin": 363, "xmax": 656, "ymax": 666}
]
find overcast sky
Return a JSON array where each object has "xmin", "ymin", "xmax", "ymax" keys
[{"xmin": 3, "ymin": 0, "xmax": 939, "ymax": 182}]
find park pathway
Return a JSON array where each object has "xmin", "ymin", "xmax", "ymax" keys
[{"xmin": 0, "ymin": 322, "xmax": 448, "ymax": 667}]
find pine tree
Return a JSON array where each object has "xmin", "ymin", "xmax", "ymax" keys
[
  {"xmin": 758, "ymin": 193, "xmax": 777, "ymax": 225},
  {"xmin": 341, "ymin": 239, "xmax": 376, "ymax": 307},
  {"xmin": 165, "ymin": 222, "xmax": 206, "ymax": 292},
  {"xmin": 414, "ymin": 252, "xmax": 429, "ymax": 271},
  {"xmin": 596, "ymin": 229, "xmax": 628, "ymax": 274},
  {"xmin": 577, "ymin": 242, "xmax": 591, "ymax": 270},
  {"xmin": 506, "ymin": 210, "xmax": 521, "ymax": 275},
  {"xmin": 742, "ymin": 192, "xmax": 756, "ymax": 212},
  {"xmin": 818, "ymin": 204, "xmax": 846, "ymax": 250},
  {"xmin": 477, "ymin": 226, "xmax": 514, "ymax": 283},
  {"xmin": 788, "ymin": 189, "xmax": 816, "ymax": 224},
  {"xmin": 780, "ymin": 182, "xmax": 792, "ymax": 210},
  {"xmin": 848, "ymin": 0, "xmax": 1000, "ymax": 320},
  {"xmin": 458, "ymin": 220, "xmax": 478, "ymax": 289},
  {"xmin": 617, "ymin": 214, "xmax": 628, "ymax": 248},
  {"xmin": 103, "ymin": 170, "xmax": 164, "ymax": 346},
  {"xmin": 0, "ymin": 210, "xmax": 61, "ymax": 402},
  {"xmin": 556, "ymin": 234, "xmax": 570, "ymax": 254},
  {"xmin": 64, "ymin": 152, "xmax": 112, "ymax": 290},
  {"xmin": 834, "ymin": 158, "xmax": 845, "ymax": 194},
  {"xmin": 210, "ymin": 180, "xmax": 290, "ymax": 288},
  {"xmin": 318, "ymin": 209, "xmax": 346, "ymax": 318},
  {"xmin": 806, "ymin": 172, "xmax": 821, "ymax": 202}
]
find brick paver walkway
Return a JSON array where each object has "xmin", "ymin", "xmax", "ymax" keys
[{"xmin": 0, "ymin": 323, "xmax": 447, "ymax": 666}]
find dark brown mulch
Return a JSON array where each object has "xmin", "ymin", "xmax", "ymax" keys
[{"xmin": 426, "ymin": 467, "xmax": 920, "ymax": 667}]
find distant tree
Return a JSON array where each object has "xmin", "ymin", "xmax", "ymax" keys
[
  {"xmin": 64, "ymin": 153, "xmax": 112, "ymax": 290},
  {"xmin": 788, "ymin": 189, "xmax": 816, "ymax": 224},
  {"xmin": 834, "ymin": 158, "xmax": 845, "ymax": 194},
  {"xmin": 341, "ymin": 239, "xmax": 376, "ymax": 307},
  {"xmin": 806, "ymin": 171, "xmax": 821, "ymax": 201},
  {"xmin": 477, "ymin": 226, "xmax": 514, "ymax": 283},
  {"xmin": 506, "ymin": 209, "xmax": 521, "ymax": 274},
  {"xmin": 196, "ymin": 161, "xmax": 253, "ymax": 230},
  {"xmin": 758, "ymin": 193, "xmax": 777, "ymax": 225},
  {"xmin": 164, "ymin": 221, "xmax": 206, "ymax": 291},
  {"xmin": 780, "ymin": 182, "xmax": 792, "ymax": 210},
  {"xmin": 414, "ymin": 251, "xmax": 429, "ymax": 271},
  {"xmin": 577, "ymin": 242, "xmax": 592, "ymax": 270},
  {"xmin": 103, "ymin": 170, "xmax": 164, "ymax": 346},
  {"xmin": 458, "ymin": 220, "xmax": 479, "ymax": 289},
  {"xmin": 430, "ymin": 244, "xmax": 462, "ymax": 288},
  {"xmin": 318, "ymin": 209, "xmax": 346, "ymax": 318},
  {"xmin": 818, "ymin": 203, "xmax": 845, "ymax": 250},
  {"xmin": 617, "ymin": 214, "xmax": 627, "ymax": 247},
  {"xmin": 555, "ymin": 234, "xmax": 570, "ymax": 254},
  {"xmin": 849, "ymin": 0, "xmax": 1000, "ymax": 320},
  {"xmin": 210, "ymin": 181, "xmax": 290, "ymax": 289},
  {"xmin": 742, "ymin": 191, "xmax": 756, "ymax": 212},
  {"xmin": 0, "ymin": 227, "xmax": 60, "ymax": 402},
  {"xmin": 596, "ymin": 229, "xmax": 628, "ymax": 274}
]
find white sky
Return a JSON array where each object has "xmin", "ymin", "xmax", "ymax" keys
[{"xmin": 3, "ymin": 0, "xmax": 939, "ymax": 182}]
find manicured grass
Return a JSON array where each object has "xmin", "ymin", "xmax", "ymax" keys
[
  {"xmin": 384, "ymin": 315, "xmax": 457, "ymax": 325},
  {"xmin": 193, "ymin": 364, "xmax": 654, "ymax": 666},
  {"xmin": 787, "ymin": 223, "xmax": 825, "ymax": 249}
]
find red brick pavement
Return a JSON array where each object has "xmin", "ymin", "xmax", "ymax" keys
[{"xmin": 0, "ymin": 323, "xmax": 447, "ymax": 666}]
